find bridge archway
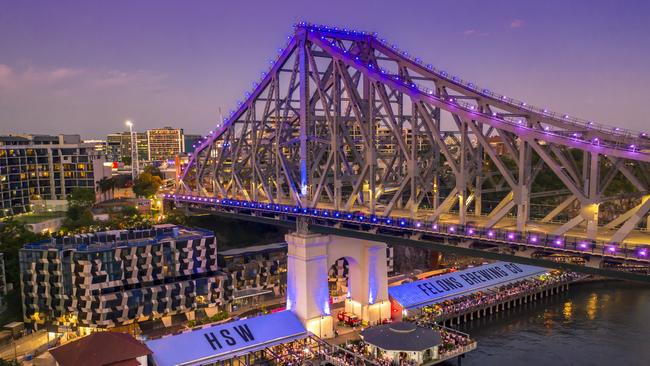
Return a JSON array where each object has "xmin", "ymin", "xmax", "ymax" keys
[{"xmin": 285, "ymin": 232, "xmax": 390, "ymax": 338}]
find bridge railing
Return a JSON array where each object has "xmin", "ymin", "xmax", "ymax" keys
[{"xmin": 164, "ymin": 194, "xmax": 650, "ymax": 265}]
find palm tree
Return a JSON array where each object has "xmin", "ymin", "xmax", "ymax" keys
[{"xmin": 96, "ymin": 177, "xmax": 115, "ymax": 202}]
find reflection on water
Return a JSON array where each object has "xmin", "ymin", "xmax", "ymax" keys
[
  {"xmin": 586, "ymin": 292, "xmax": 598, "ymax": 320},
  {"xmin": 452, "ymin": 281, "xmax": 650, "ymax": 366},
  {"xmin": 562, "ymin": 300, "xmax": 572, "ymax": 322}
]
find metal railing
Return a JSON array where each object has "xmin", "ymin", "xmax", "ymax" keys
[{"xmin": 166, "ymin": 194, "xmax": 650, "ymax": 265}]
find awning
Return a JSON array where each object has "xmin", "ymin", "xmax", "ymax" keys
[
  {"xmin": 388, "ymin": 261, "xmax": 549, "ymax": 310},
  {"xmin": 146, "ymin": 311, "xmax": 308, "ymax": 366}
]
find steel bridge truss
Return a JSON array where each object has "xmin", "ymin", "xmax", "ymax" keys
[{"xmin": 178, "ymin": 22, "xmax": 650, "ymax": 245}]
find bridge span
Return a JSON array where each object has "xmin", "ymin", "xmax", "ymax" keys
[
  {"xmin": 171, "ymin": 22, "xmax": 650, "ymax": 282},
  {"xmin": 164, "ymin": 194, "xmax": 650, "ymax": 283}
]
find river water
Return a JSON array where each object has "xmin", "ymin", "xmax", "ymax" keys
[{"xmin": 452, "ymin": 280, "xmax": 650, "ymax": 366}]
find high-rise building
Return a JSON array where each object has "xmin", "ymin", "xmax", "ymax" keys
[
  {"xmin": 19, "ymin": 224, "xmax": 224, "ymax": 330},
  {"xmin": 0, "ymin": 134, "xmax": 111, "ymax": 216},
  {"xmin": 183, "ymin": 134, "xmax": 202, "ymax": 154},
  {"xmin": 82, "ymin": 139, "xmax": 108, "ymax": 156},
  {"xmin": 146, "ymin": 127, "xmax": 184, "ymax": 162},
  {"xmin": 106, "ymin": 132, "xmax": 149, "ymax": 163}
]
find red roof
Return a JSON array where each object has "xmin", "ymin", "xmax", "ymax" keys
[{"xmin": 49, "ymin": 332, "xmax": 152, "ymax": 366}]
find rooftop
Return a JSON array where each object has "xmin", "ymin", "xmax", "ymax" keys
[
  {"xmin": 388, "ymin": 261, "xmax": 549, "ymax": 310},
  {"xmin": 22, "ymin": 224, "xmax": 213, "ymax": 252},
  {"xmin": 49, "ymin": 331, "xmax": 151, "ymax": 366},
  {"xmin": 360, "ymin": 322, "xmax": 442, "ymax": 352},
  {"xmin": 146, "ymin": 311, "xmax": 308, "ymax": 366}
]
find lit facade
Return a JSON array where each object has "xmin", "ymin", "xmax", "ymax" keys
[
  {"xmin": 106, "ymin": 132, "xmax": 149, "ymax": 163},
  {"xmin": 19, "ymin": 224, "xmax": 223, "ymax": 329},
  {"xmin": 147, "ymin": 127, "xmax": 184, "ymax": 162},
  {"xmin": 0, "ymin": 134, "xmax": 110, "ymax": 216}
]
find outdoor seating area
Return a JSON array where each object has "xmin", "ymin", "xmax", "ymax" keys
[{"xmin": 416, "ymin": 271, "xmax": 583, "ymax": 321}]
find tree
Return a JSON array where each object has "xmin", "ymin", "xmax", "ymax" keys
[
  {"xmin": 143, "ymin": 165, "xmax": 163, "ymax": 179},
  {"xmin": 120, "ymin": 205, "xmax": 139, "ymax": 217},
  {"xmin": 96, "ymin": 177, "xmax": 115, "ymax": 201},
  {"xmin": 0, "ymin": 358, "xmax": 22, "ymax": 365},
  {"xmin": 67, "ymin": 187, "xmax": 96, "ymax": 209},
  {"xmin": 132, "ymin": 172, "xmax": 162, "ymax": 198},
  {"xmin": 0, "ymin": 219, "xmax": 43, "ymax": 286}
]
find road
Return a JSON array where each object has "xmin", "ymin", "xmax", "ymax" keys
[{"xmin": 0, "ymin": 331, "xmax": 50, "ymax": 361}]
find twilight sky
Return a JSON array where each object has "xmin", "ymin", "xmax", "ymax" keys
[{"xmin": 1, "ymin": 0, "xmax": 649, "ymax": 138}]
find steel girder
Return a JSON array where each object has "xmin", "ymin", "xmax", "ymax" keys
[{"xmin": 177, "ymin": 23, "xmax": 650, "ymax": 244}]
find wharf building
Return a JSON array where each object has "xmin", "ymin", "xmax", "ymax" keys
[
  {"xmin": 19, "ymin": 224, "xmax": 223, "ymax": 331},
  {"xmin": 0, "ymin": 134, "xmax": 111, "ymax": 216}
]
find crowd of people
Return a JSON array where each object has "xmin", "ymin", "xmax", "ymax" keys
[
  {"xmin": 417, "ymin": 271, "xmax": 583, "ymax": 321},
  {"xmin": 261, "ymin": 340, "xmax": 320, "ymax": 366},
  {"xmin": 328, "ymin": 340, "xmax": 417, "ymax": 366}
]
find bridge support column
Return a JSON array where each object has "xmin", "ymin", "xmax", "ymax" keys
[
  {"xmin": 285, "ymin": 232, "xmax": 334, "ymax": 338},
  {"xmin": 285, "ymin": 232, "xmax": 389, "ymax": 336}
]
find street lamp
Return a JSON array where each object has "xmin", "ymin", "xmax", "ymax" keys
[{"xmin": 125, "ymin": 120, "xmax": 139, "ymax": 181}]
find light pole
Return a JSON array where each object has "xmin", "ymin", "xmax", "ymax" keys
[{"xmin": 126, "ymin": 120, "xmax": 139, "ymax": 181}]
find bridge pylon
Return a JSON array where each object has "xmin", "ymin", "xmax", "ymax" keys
[{"xmin": 285, "ymin": 231, "xmax": 390, "ymax": 338}]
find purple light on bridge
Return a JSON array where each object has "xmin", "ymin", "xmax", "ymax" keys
[
  {"xmin": 530, "ymin": 236, "xmax": 538, "ymax": 243},
  {"xmin": 432, "ymin": 223, "xmax": 439, "ymax": 230},
  {"xmin": 448, "ymin": 226, "xmax": 456, "ymax": 233},
  {"xmin": 415, "ymin": 222, "xmax": 422, "ymax": 228},
  {"xmin": 607, "ymin": 246, "xmax": 616, "ymax": 253},
  {"xmin": 467, "ymin": 228, "xmax": 475, "ymax": 235},
  {"xmin": 579, "ymin": 242, "xmax": 589, "ymax": 250},
  {"xmin": 554, "ymin": 239, "xmax": 563, "ymax": 246},
  {"xmin": 487, "ymin": 230, "xmax": 495, "ymax": 238},
  {"xmin": 639, "ymin": 249, "xmax": 648, "ymax": 257},
  {"xmin": 507, "ymin": 233, "xmax": 516, "ymax": 240}
]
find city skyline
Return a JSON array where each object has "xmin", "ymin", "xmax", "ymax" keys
[{"xmin": 1, "ymin": 0, "xmax": 649, "ymax": 138}]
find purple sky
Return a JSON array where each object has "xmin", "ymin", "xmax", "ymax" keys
[{"xmin": 1, "ymin": 0, "xmax": 649, "ymax": 138}]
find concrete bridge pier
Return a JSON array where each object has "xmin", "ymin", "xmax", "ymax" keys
[{"xmin": 285, "ymin": 231, "xmax": 390, "ymax": 338}]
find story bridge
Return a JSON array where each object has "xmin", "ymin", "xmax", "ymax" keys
[{"xmin": 167, "ymin": 22, "xmax": 650, "ymax": 282}]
